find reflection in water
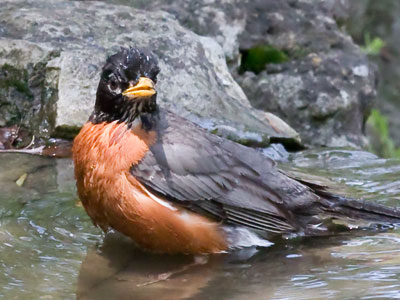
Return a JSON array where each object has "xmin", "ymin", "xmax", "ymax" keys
[
  {"xmin": 77, "ymin": 232, "xmax": 219, "ymax": 300},
  {"xmin": 1, "ymin": 149, "xmax": 400, "ymax": 299},
  {"xmin": 77, "ymin": 231, "xmax": 400, "ymax": 300}
]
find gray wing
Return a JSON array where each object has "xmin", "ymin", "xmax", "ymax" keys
[{"xmin": 131, "ymin": 110, "xmax": 320, "ymax": 234}]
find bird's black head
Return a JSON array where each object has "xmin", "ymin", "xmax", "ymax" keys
[{"xmin": 91, "ymin": 47, "xmax": 160, "ymax": 126}]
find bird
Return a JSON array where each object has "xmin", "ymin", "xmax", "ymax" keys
[{"xmin": 73, "ymin": 47, "xmax": 400, "ymax": 255}]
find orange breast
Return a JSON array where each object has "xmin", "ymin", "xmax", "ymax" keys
[{"xmin": 72, "ymin": 121, "xmax": 227, "ymax": 254}]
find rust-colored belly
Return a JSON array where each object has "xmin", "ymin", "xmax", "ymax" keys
[{"xmin": 72, "ymin": 121, "xmax": 227, "ymax": 254}]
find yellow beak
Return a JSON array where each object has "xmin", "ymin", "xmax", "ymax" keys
[{"xmin": 122, "ymin": 77, "xmax": 156, "ymax": 99}]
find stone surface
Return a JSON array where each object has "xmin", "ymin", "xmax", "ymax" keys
[
  {"xmin": 232, "ymin": 0, "xmax": 377, "ymax": 147},
  {"xmin": 0, "ymin": 0, "xmax": 300, "ymax": 146},
  {"xmin": 105, "ymin": 0, "xmax": 377, "ymax": 147},
  {"xmin": 237, "ymin": 50, "xmax": 376, "ymax": 147},
  {"xmin": 0, "ymin": 40, "xmax": 58, "ymax": 137},
  {"xmin": 104, "ymin": 0, "xmax": 247, "ymax": 61}
]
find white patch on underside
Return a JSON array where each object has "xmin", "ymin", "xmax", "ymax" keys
[
  {"xmin": 142, "ymin": 187, "xmax": 273, "ymax": 249},
  {"xmin": 143, "ymin": 188, "xmax": 177, "ymax": 211},
  {"xmin": 223, "ymin": 226, "xmax": 274, "ymax": 249}
]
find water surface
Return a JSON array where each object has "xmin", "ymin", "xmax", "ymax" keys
[{"xmin": 1, "ymin": 148, "xmax": 400, "ymax": 299}]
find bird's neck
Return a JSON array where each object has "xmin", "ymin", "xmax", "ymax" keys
[{"xmin": 89, "ymin": 105, "xmax": 159, "ymax": 132}]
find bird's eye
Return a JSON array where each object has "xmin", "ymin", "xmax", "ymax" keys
[{"xmin": 109, "ymin": 76, "xmax": 119, "ymax": 91}]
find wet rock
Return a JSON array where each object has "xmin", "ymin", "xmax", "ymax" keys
[
  {"xmin": 106, "ymin": 0, "xmax": 376, "ymax": 147},
  {"xmin": 0, "ymin": 125, "xmax": 19, "ymax": 149},
  {"xmin": 0, "ymin": 39, "xmax": 60, "ymax": 139},
  {"xmin": 0, "ymin": 124, "xmax": 31, "ymax": 149},
  {"xmin": 0, "ymin": 0, "xmax": 300, "ymax": 147}
]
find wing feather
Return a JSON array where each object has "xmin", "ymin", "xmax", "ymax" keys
[{"xmin": 131, "ymin": 110, "xmax": 300, "ymax": 234}]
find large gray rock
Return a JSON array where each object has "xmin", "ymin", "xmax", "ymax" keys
[
  {"xmin": 0, "ymin": 0, "xmax": 300, "ymax": 146},
  {"xmin": 235, "ymin": 0, "xmax": 376, "ymax": 147},
  {"xmin": 104, "ymin": 0, "xmax": 348, "ymax": 63},
  {"xmin": 103, "ymin": 0, "xmax": 247, "ymax": 61},
  {"xmin": 103, "ymin": 0, "xmax": 377, "ymax": 147},
  {"xmin": 237, "ymin": 50, "xmax": 376, "ymax": 147},
  {"xmin": 232, "ymin": 0, "xmax": 377, "ymax": 147}
]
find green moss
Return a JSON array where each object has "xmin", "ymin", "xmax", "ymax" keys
[
  {"xmin": 240, "ymin": 45, "xmax": 288, "ymax": 74},
  {"xmin": 53, "ymin": 125, "xmax": 81, "ymax": 140},
  {"xmin": 361, "ymin": 33, "xmax": 385, "ymax": 56},
  {"xmin": 0, "ymin": 64, "xmax": 33, "ymax": 99},
  {"xmin": 210, "ymin": 128, "xmax": 218, "ymax": 135},
  {"xmin": 367, "ymin": 109, "xmax": 400, "ymax": 158},
  {"xmin": 234, "ymin": 138, "xmax": 254, "ymax": 147}
]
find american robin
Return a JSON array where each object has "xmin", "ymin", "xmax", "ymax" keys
[{"xmin": 73, "ymin": 47, "xmax": 400, "ymax": 255}]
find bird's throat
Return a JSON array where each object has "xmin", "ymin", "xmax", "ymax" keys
[{"xmin": 90, "ymin": 97, "xmax": 158, "ymax": 130}]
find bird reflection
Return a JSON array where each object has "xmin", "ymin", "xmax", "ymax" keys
[
  {"xmin": 76, "ymin": 231, "xmax": 220, "ymax": 300},
  {"xmin": 76, "ymin": 230, "xmax": 385, "ymax": 300}
]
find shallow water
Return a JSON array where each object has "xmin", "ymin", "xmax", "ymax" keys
[{"xmin": 1, "ymin": 148, "xmax": 400, "ymax": 299}]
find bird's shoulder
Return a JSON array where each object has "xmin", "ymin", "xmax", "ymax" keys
[
  {"xmin": 131, "ymin": 109, "xmax": 284, "ymax": 206},
  {"xmin": 151, "ymin": 109, "xmax": 277, "ymax": 172},
  {"xmin": 130, "ymin": 109, "xmax": 320, "ymax": 233}
]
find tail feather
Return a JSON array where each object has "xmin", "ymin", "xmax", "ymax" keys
[
  {"xmin": 292, "ymin": 174, "xmax": 400, "ymax": 225},
  {"xmin": 318, "ymin": 191, "xmax": 400, "ymax": 224},
  {"xmin": 281, "ymin": 170, "xmax": 399, "ymax": 231}
]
